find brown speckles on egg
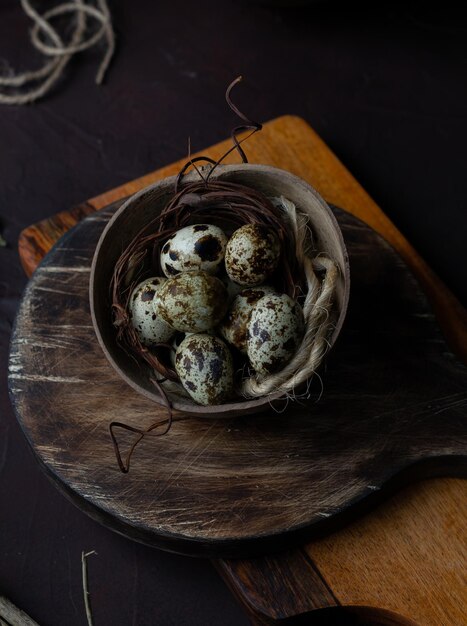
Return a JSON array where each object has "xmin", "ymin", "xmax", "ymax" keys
[
  {"xmin": 225, "ymin": 224, "xmax": 281, "ymax": 286},
  {"xmin": 160, "ymin": 224, "xmax": 227, "ymax": 276},
  {"xmin": 155, "ymin": 271, "xmax": 228, "ymax": 333},
  {"xmin": 248, "ymin": 320, "xmax": 274, "ymax": 349},
  {"xmin": 191, "ymin": 347, "xmax": 206, "ymax": 371},
  {"xmin": 219, "ymin": 285, "xmax": 276, "ymax": 353},
  {"xmin": 209, "ymin": 358, "xmax": 224, "ymax": 383},
  {"xmin": 182, "ymin": 354, "xmax": 192, "ymax": 373},
  {"xmin": 251, "ymin": 320, "xmax": 260, "ymax": 337},
  {"xmin": 243, "ymin": 289, "xmax": 263, "ymax": 305},
  {"xmin": 141, "ymin": 288, "xmax": 156, "ymax": 302},
  {"xmin": 259, "ymin": 328, "xmax": 271, "ymax": 343},
  {"xmin": 247, "ymin": 293, "xmax": 304, "ymax": 376},
  {"xmin": 128, "ymin": 277, "xmax": 175, "ymax": 347},
  {"xmin": 175, "ymin": 334, "xmax": 234, "ymax": 405},
  {"xmin": 194, "ymin": 234, "xmax": 223, "ymax": 262}
]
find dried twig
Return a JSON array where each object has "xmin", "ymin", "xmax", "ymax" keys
[{"xmin": 82, "ymin": 550, "xmax": 97, "ymax": 626}]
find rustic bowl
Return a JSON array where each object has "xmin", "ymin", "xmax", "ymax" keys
[{"xmin": 90, "ymin": 164, "xmax": 350, "ymax": 417}]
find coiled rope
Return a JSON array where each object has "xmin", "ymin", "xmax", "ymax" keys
[{"xmin": 0, "ymin": 0, "xmax": 115, "ymax": 105}]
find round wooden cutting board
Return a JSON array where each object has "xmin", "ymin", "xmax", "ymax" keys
[{"xmin": 8, "ymin": 205, "xmax": 467, "ymax": 557}]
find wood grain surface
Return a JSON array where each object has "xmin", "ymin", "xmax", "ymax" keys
[
  {"xmin": 15, "ymin": 116, "xmax": 467, "ymax": 625},
  {"xmin": 12, "ymin": 203, "xmax": 467, "ymax": 559}
]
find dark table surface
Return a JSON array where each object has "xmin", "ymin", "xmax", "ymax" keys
[{"xmin": 1, "ymin": 1, "xmax": 466, "ymax": 625}]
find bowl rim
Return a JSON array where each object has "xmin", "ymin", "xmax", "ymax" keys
[{"xmin": 89, "ymin": 163, "xmax": 350, "ymax": 416}]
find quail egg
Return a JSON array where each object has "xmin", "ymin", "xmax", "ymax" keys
[
  {"xmin": 169, "ymin": 330, "xmax": 216, "ymax": 366},
  {"xmin": 175, "ymin": 334, "xmax": 234, "ymax": 405},
  {"xmin": 129, "ymin": 277, "xmax": 175, "ymax": 347},
  {"xmin": 247, "ymin": 293, "xmax": 305, "ymax": 376},
  {"xmin": 220, "ymin": 285, "xmax": 277, "ymax": 353},
  {"xmin": 154, "ymin": 270, "xmax": 228, "ymax": 333},
  {"xmin": 225, "ymin": 223, "xmax": 281, "ymax": 286},
  {"xmin": 161, "ymin": 224, "xmax": 227, "ymax": 277}
]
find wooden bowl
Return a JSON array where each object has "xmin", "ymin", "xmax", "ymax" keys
[{"xmin": 89, "ymin": 164, "xmax": 350, "ymax": 416}]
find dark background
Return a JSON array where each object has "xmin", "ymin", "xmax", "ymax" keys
[{"xmin": 1, "ymin": 1, "xmax": 466, "ymax": 624}]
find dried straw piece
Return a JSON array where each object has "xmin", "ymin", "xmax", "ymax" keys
[{"xmin": 82, "ymin": 550, "xmax": 97, "ymax": 626}]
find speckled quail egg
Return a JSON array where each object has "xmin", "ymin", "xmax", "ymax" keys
[
  {"xmin": 175, "ymin": 334, "xmax": 234, "ymax": 405},
  {"xmin": 247, "ymin": 293, "xmax": 305, "ymax": 376},
  {"xmin": 225, "ymin": 223, "xmax": 281, "ymax": 286},
  {"xmin": 129, "ymin": 277, "xmax": 175, "ymax": 347},
  {"xmin": 160, "ymin": 224, "xmax": 228, "ymax": 277},
  {"xmin": 154, "ymin": 270, "xmax": 228, "ymax": 333},
  {"xmin": 220, "ymin": 285, "xmax": 277, "ymax": 353},
  {"xmin": 169, "ymin": 330, "xmax": 216, "ymax": 366}
]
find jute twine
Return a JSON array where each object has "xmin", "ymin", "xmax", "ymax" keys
[
  {"xmin": 0, "ymin": 0, "xmax": 115, "ymax": 105},
  {"xmin": 241, "ymin": 195, "xmax": 338, "ymax": 399}
]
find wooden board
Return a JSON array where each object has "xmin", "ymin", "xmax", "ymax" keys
[
  {"xmin": 10, "ymin": 200, "xmax": 466, "ymax": 556},
  {"xmin": 14, "ymin": 116, "xmax": 467, "ymax": 625}
]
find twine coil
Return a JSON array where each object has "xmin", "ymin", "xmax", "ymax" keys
[
  {"xmin": 241, "ymin": 196, "xmax": 338, "ymax": 399},
  {"xmin": 0, "ymin": 0, "xmax": 115, "ymax": 105}
]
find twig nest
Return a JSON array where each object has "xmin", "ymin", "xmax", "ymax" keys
[
  {"xmin": 225, "ymin": 223, "xmax": 281, "ymax": 286},
  {"xmin": 175, "ymin": 334, "xmax": 234, "ymax": 405},
  {"xmin": 155, "ymin": 270, "xmax": 228, "ymax": 333},
  {"xmin": 247, "ymin": 293, "xmax": 305, "ymax": 376},
  {"xmin": 129, "ymin": 278, "xmax": 175, "ymax": 347},
  {"xmin": 161, "ymin": 223, "xmax": 228, "ymax": 277},
  {"xmin": 219, "ymin": 285, "xmax": 277, "ymax": 353},
  {"xmin": 103, "ymin": 168, "xmax": 345, "ymax": 415}
]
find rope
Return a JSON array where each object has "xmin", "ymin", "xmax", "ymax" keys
[
  {"xmin": 240, "ymin": 197, "xmax": 339, "ymax": 398},
  {"xmin": 0, "ymin": 0, "xmax": 115, "ymax": 105}
]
